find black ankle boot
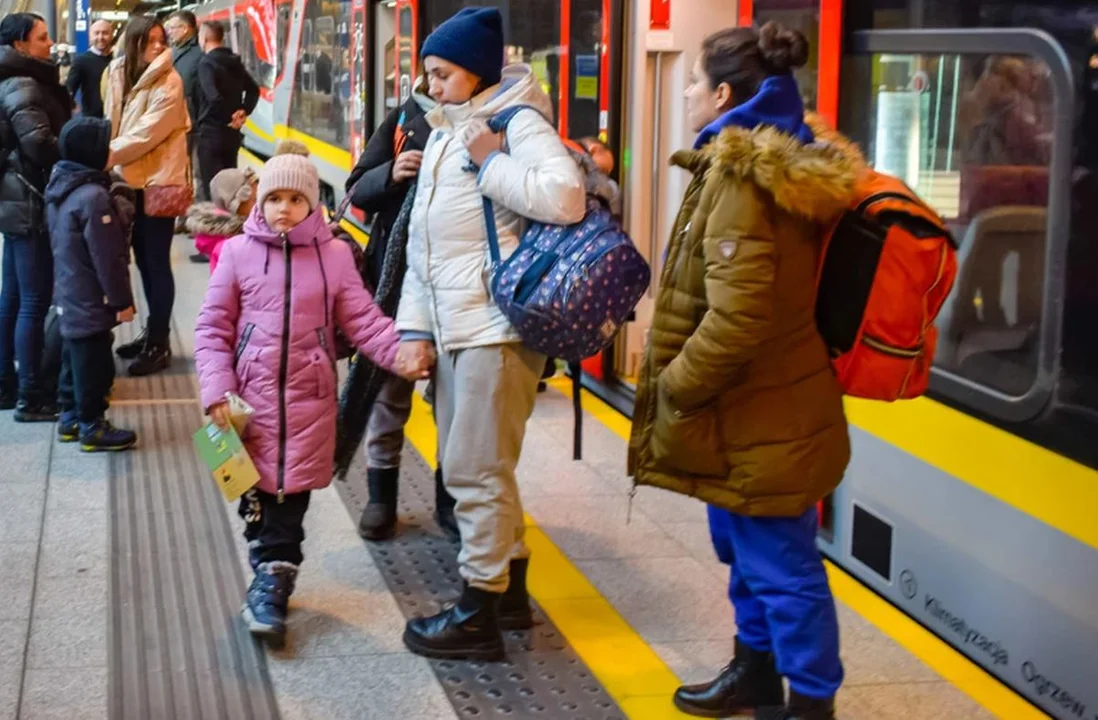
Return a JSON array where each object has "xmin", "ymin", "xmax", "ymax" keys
[
  {"xmin": 498, "ymin": 558, "xmax": 534, "ymax": 630},
  {"xmin": 433, "ymin": 467, "xmax": 459, "ymax": 541},
  {"xmin": 0, "ymin": 376, "xmax": 15, "ymax": 410},
  {"xmin": 358, "ymin": 467, "xmax": 399, "ymax": 541},
  {"xmin": 756, "ymin": 691, "xmax": 835, "ymax": 720},
  {"xmin": 115, "ymin": 328, "xmax": 147, "ymax": 360},
  {"xmin": 402, "ymin": 585, "xmax": 505, "ymax": 661},
  {"xmin": 128, "ymin": 339, "xmax": 171, "ymax": 377},
  {"xmin": 14, "ymin": 393, "xmax": 59, "ymax": 423},
  {"xmin": 673, "ymin": 637, "xmax": 785, "ymax": 718}
]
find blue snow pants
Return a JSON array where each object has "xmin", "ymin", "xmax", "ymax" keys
[{"xmin": 708, "ymin": 504, "xmax": 843, "ymax": 698}]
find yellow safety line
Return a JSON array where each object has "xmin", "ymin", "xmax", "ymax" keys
[
  {"xmin": 403, "ymin": 393, "xmax": 695, "ymax": 719},
  {"xmin": 550, "ymin": 379, "xmax": 1048, "ymax": 720}
]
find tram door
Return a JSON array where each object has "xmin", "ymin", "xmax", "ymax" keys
[
  {"xmin": 582, "ymin": 0, "xmax": 738, "ymax": 411},
  {"xmin": 373, "ymin": 0, "xmax": 418, "ymax": 132}
]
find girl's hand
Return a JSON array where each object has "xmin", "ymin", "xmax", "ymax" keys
[
  {"xmin": 460, "ymin": 120, "xmax": 503, "ymax": 167},
  {"xmin": 396, "ymin": 340, "xmax": 435, "ymax": 381},
  {"xmin": 391, "ymin": 151, "xmax": 424, "ymax": 182},
  {"xmin": 207, "ymin": 401, "xmax": 232, "ymax": 430}
]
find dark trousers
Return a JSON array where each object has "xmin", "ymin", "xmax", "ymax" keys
[
  {"xmin": 187, "ymin": 133, "xmax": 209, "ymax": 203},
  {"xmin": 132, "ymin": 193, "xmax": 176, "ymax": 343},
  {"xmin": 58, "ymin": 330, "xmax": 115, "ymax": 423},
  {"xmin": 239, "ymin": 489, "xmax": 312, "ymax": 566},
  {"xmin": 0, "ymin": 234, "xmax": 53, "ymax": 396},
  {"xmin": 197, "ymin": 125, "xmax": 242, "ymax": 200},
  {"xmin": 709, "ymin": 505, "xmax": 844, "ymax": 699}
]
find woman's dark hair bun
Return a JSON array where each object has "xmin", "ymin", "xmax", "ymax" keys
[{"xmin": 758, "ymin": 21, "xmax": 809, "ymax": 73}]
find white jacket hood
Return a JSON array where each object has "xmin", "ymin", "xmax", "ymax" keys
[{"xmin": 396, "ymin": 64, "xmax": 586, "ymax": 351}]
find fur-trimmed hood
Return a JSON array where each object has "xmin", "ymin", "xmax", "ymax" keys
[
  {"xmin": 672, "ymin": 113, "xmax": 865, "ymax": 224},
  {"xmin": 184, "ymin": 202, "xmax": 245, "ymax": 237}
]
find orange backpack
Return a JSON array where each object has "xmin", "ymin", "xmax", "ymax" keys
[{"xmin": 815, "ymin": 170, "xmax": 958, "ymax": 401}]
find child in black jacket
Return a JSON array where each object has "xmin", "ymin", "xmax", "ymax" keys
[{"xmin": 45, "ymin": 116, "xmax": 137, "ymax": 451}]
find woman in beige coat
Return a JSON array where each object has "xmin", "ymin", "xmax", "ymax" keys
[{"xmin": 103, "ymin": 16, "xmax": 190, "ymax": 376}]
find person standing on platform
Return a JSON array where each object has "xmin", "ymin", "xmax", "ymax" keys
[
  {"xmin": 194, "ymin": 152, "xmax": 426, "ymax": 648},
  {"xmin": 0, "ymin": 13, "xmax": 72, "ymax": 420},
  {"xmin": 342, "ymin": 73, "xmax": 459, "ymax": 543},
  {"xmin": 46, "ymin": 116, "xmax": 137, "ymax": 452},
  {"xmin": 165, "ymin": 9, "xmax": 207, "ymax": 245},
  {"xmin": 395, "ymin": 7, "xmax": 586, "ymax": 661},
  {"xmin": 103, "ymin": 16, "xmax": 191, "ymax": 378},
  {"xmin": 65, "ymin": 20, "xmax": 113, "ymax": 118},
  {"xmin": 628, "ymin": 23, "xmax": 857, "ymax": 720},
  {"xmin": 195, "ymin": 21, "xmax": 258, "ymax": 202}
]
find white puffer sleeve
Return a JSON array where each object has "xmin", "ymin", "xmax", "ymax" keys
[{"xmin": 475, "ymin": 110, "xmax": 586, "ymax": 226}]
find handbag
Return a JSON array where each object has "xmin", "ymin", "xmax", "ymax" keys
[
  {"xmin": 143, "ymin": 158, "xmax": 194, "ymax": 218},
  {"xmin": 143, "ymin": 182, "xmax": 194, "ymax": 218}
]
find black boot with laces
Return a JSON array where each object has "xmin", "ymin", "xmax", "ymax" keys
[
  {"xmin": 402, "ymin": 585, "xmax": 505, "ymax": 661},
  {"xmin": 673, "ymin": 636, "xmax": 785, "ymax": 718}
]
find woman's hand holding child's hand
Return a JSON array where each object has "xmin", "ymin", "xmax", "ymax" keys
[
  {"xmin": 396, "ymin": 340, "xmax": 435, "ymax": 381},
  {"xmin": 207, "ymin": 401, "xmax": 232, "ymax": 430},
  {"xmin": 460, "ymin": 120, "xmax": 503, "ymax": 167}
]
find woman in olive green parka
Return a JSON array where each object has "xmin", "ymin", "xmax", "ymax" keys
[{"xmin": 628, "ymin": 23, "xmax": 861, "ymax": 720}]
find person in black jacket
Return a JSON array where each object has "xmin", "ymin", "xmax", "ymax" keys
[
  {"xmin": 65, "ymin": 20, "xmax": 113, "ymax": 118},
  {"xmin": 46, "ymin": 116, "xmax": 137, "ymax": 452},
  {"xmin": 343, "ymin": 76, "xmax": 458, "ymax": 541},
  {"xmin": 195, "ymin": 21, "xmax": 259, "ymax": 200},
  {"xmin": 166, "ymin": 11, "xmax": 205, "ymax": 211},
  {"xmin": 0, "ymin": 13, "xmax": 72, "ymax": 420}
]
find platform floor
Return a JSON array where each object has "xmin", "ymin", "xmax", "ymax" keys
[{"xmin": 0, "ymin": 237, "xmax": 1004, "ymax": 720}]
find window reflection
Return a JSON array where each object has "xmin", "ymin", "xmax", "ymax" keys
[
  {"xmin": 843, "ymin": 52, "xmax": 1053, "ymax": 397},
  {"xmin": 288, "ymin": 0, "xmax": 353, "ymax": 148}
]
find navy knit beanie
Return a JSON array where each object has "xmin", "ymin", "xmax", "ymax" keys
[
  {"xmin": 59, "ymin": 116, "xmax": 112, "ymax": 171},
  {"xmin": 421, "ymin": 7, "xmax": 504, "ymax": 87}
]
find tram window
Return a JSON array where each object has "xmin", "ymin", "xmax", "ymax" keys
[
  {"xmin": 751, "ymin": 0, "xmax": 820, "ymax": 110},
  {"xmin": 277, "ymin": 3, "xmax": 291, "ymax": 78},
  {"xmin": 227, "ymin": 16, "xmax": 274, "ymax": 90},
  {"xmin": 422, "ymin": 0, "xmax": 614, "ymax": 145},
  {"xmin": 287, "ymin": 0, "xmax": 353, "ymax": 149},
  {"xmin": 840, "ymin": 52, "xmax": 1054, "ymax": 398}
]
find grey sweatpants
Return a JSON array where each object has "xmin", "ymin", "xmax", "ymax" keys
[
  {"xmin": 434, "ymin": 343, "xmax": 544, "ymax": 592},
  {"xmin": 364, "ymin": 375, "xmax": 415, "ymax": 469}
]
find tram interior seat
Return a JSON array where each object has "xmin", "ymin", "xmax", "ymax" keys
[{"xmin": 935, "ymin": 205, "xmax": 1046, "ymax": 396}]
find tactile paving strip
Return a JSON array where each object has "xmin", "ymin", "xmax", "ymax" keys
[
  {"xmin": 336, "ymin": 446, "xmax": 626, "ymax": 720},
  {"xmin": 107, "ymin": 318, "xmax": 280, "ymax": 720}
]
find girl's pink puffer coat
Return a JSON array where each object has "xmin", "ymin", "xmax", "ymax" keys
[{"xmin": 195, "ymin": 206, "xmax": 401, "ymax": 497}]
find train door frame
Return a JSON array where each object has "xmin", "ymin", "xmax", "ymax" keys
[{"xmin": 738, "ymin": 0, "xmax": 844, "ymax": 125}]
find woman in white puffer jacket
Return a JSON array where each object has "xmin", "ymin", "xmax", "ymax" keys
[{"xmin": 396, "ymin": 7, "xmax": 585, "ymax": 661}]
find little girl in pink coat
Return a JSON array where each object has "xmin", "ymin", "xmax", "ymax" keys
[{"xmin": 194, "ymin": 152, "xmax": 424, "ymax": 647}]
